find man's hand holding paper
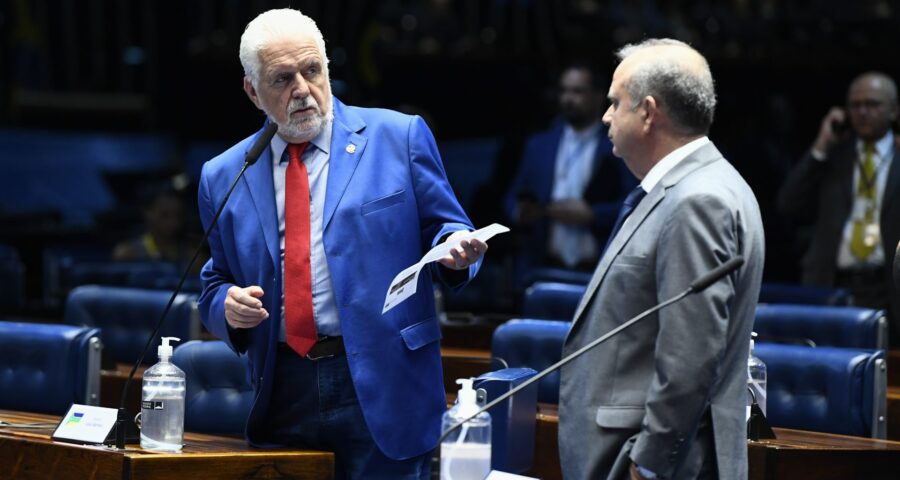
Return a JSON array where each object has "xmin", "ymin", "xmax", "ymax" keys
[
  {"xmin": 383, "ymin": 223, "xmax": 509, "ymax": 313},
  {"xmin": 438, "ymin": 231, "xmax": 488, "ymax": 270}
]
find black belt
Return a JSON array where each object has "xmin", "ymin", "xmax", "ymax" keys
[{"xmin": 279, "ymin": 336, "xmax": 345, "ymax": 361}]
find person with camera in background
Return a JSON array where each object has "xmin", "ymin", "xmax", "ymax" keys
[{"xmin": 778, "ymin": 72, "xmax": 900, "ymax": 346}]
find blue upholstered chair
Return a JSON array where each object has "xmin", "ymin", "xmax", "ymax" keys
[
  {"xmin": 522, "ymin": 282, "xmax": 586, "ymax": 321},
  {"xmin": 491, "ymin": 319, "xmax": 569, "ymax": 404},
  {"xmin": 172, "ymin": 340, "xmax": 253, "ymax": 435},
  {"xmin": 0, "ymin": 321, "xmax": 102, "ymax": 414},
  {"xmin": 525, "ymin": 268, "xmax": 592, "ymax": 287},
  {"xmin": 754, "ymin": 304, "xmax": 888, "ymax": 350},
  {"xmin": 758, "ymin": 282, "xmax": 851, "ymax": 306},
  {"xmin": 63, "ymin": 285, "xmax": 199, "ymax": 364},
  {"xmin": 69, "ymin": 261, "xmax": 182, "ymax": 290},
  {"xmin": 754, "ymin": 343, "xmax": 887, "ymax": 438}
]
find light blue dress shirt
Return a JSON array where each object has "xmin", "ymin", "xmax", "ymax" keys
[{"xmin": 270, "ymin": 121, "xmax": 341, "ymax": 338}]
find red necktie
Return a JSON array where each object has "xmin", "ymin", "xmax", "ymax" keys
[{"xmin": 284, "ymin": 143, "xmax": 317, "ymax": 356}]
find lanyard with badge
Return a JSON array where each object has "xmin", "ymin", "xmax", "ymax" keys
[{"xmin": 854, "ymin": 142, "xmax": 894, "ymax": 250}]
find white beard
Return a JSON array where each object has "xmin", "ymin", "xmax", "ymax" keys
[{"xmin": 269, "ymin": 96, "xmax": 333, "ymax": 143}]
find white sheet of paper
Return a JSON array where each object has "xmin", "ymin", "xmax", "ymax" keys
[{"xmin": 382, "ymin": 223, "xmax": 509, "ymax": 314}]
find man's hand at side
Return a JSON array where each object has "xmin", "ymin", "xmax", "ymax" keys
[{"xmin": 225, "ymin": 285, "xmax": 269, "ymax": 329}]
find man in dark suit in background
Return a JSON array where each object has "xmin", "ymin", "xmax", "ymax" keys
[
  {"xmin": 504, "ymin": 62, "xmax": 636, "ymax": 284},
  {"xmin": 778, "ymin": 72, "xmax": 900, "ymax": 345}
]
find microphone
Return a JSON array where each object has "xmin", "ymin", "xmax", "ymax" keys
[
  {"xmin": 113, "ymin": 122, "xmax": 278, "ymax": 449},
  {"xmin": 438, "ymin": 255, "xmax": 745, "ymax": 444},
  {"xmin": 689, "ymin": 256, "xmax": 744, "ymax": 292},
  {"xmin": 244, "ymin": 122, "xmax": 278, "ymax": 165}
]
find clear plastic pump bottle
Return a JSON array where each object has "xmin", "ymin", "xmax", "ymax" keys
[
  {"xmin": 440, "ymin": 378, "xmax": 492, "ymax": 480},
  {"xmin": 748, "ymin": 332, "xmax": 767, "ymax": 417},
  {"xmin": 140, "ymin": 336, "xmax": 185, "ymax": 452}
]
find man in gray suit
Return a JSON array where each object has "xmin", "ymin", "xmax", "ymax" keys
[{"xmin": 559, "ymin": 39, "xmax": 765, "ymax": 480}]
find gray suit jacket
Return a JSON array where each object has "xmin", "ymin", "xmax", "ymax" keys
[{"xmin": 559, "ymin": 143, "xmax": 764, "ymax": 480}]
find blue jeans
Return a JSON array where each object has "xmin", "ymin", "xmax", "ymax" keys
[{"xmin": 261, "ymin": 344, "xmax": 432, "ymax": 479}]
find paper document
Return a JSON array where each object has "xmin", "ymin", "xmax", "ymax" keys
[{"xmin": 382, "ymin": 223, "xmax": 509, "ymax": 314}]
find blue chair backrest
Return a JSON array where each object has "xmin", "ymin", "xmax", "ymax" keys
[
  {"xmin": 474, "ymin": 368, "xmax": 538, "ymax": 474},
  {"xmin": 491, "ymin": 319, "xmax": 569, "ymax": 404},
  {"xmin": 522, "ymin": 282, "xmax": 586, "ymax": 320},
  {"xmin": 758, "ymin": 282, "xmax": 850, "ymax": 306},
  {"xmin": 43, "ymin": 244, "xmax": 111, "ymax": 307},
  {"xmin": 0, "ymin": 129, "xmax": 173, "ymax": 226},
  {"xmin": 754, "ymin": 343, "xmax": 886, "ymax": 438},
  {"xmin": 754, "ymin": 304, "xmax": 888, "ymax": 350},
  {"xmin": 63, "ymin": 285, "xmax": 198, "ymax": 364},
  {"xmin": 0, "ymin": 321, "xmax": 102, "ymax": 414},
  {"xmin": 438, "ymin": 137, "xmax": 501, "ymax": 211},
  {"xmin": 524, "ymin": 268, "xmax": 592, "ymax": 288},
  {"xmin": 172, "ymin": 340, "xmax": 253, "ymax": 435},
  {"xmin": 69, "ymin": 261, "xmax": 182, "ymax": 290}
]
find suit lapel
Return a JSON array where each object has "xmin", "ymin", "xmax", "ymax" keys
[
  {"xmin": 570, "ymin": 186, "xmax": 665, "ymax": 327},
  {"xmin": 837, "ymin": 144, "xmax": 856, "ymax": 209},
  {"xmin": 242, "ymin": 126, "xmax": 280, "ymax": 272},
  {"xmin": 569, "ymin": 142, "xmax": 724, "ymax": 330},
  {"xmin": 324, "ymin": 98, "xmax": 367, "ymax": 231}
]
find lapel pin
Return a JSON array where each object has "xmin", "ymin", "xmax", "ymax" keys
[{"xmin": 346, "ymin": 144, "xmax": 356, "ymax": 154}]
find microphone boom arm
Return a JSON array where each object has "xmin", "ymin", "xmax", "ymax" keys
[
  {"xmin": 438, "ymin": 287, "xmax": 692, "ymax": 445},
  {"xmin": 115, "ymin": 122, "xmax": 277, "ymax": 449}
]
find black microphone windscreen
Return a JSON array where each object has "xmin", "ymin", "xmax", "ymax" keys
[
  {"xmin": 244, "ymin": 122, "xmax": 279, "ymax": 165},
  {"xmin": 689, "ymin": 256, "xmax": 745, "ymax": 292}
]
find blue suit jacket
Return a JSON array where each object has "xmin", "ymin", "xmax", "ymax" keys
[
  {"xmin": 503, "ymin": 121, "xmax": 636, "ymax": 278},
  {"xmin": 197, "ymin": 97, "xmax": 481, "ymax": 460}
]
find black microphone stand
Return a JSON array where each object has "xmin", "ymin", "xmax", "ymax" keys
[{"xmin": 113, "ymin": 123, "xmax": 277, "ymax": 449}]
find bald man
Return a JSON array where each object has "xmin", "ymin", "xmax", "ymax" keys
[
  {"xmin": 558, "ymin": 39, "xmax": 764, "ymax": 479},
  {"xmin": 778, "ymin": 72, "xmax": 900, "ymax": 346}
]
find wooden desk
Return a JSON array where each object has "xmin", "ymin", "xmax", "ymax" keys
[
  {"xmin": 528, "ymin": 404, "xmax": 900, "ymax": 480},
  {"xmin": 0, "ymin": 410, "xmax": 333, "ymax": 480}
]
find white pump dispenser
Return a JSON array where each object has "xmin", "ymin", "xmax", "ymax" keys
[{"xmin": 157, "ymin": 336, "xmax": 179, "ymax": 360}]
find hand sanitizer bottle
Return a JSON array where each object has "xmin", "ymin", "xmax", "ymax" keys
[
  {"xmin": 140, "ymin": 336, "xmax": 185, "ymax": 452},
  {"xmin": 441, "ymin": 378, "xmax": 491, "ymax": 480},
  {"xmin": 748, "ymin": 332, "xmax": 767, "ymax": 417}
]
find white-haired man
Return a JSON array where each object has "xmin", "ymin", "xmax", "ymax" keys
[
  {"xmin": 197, "ymin": 8, "xmax": 486, "ymax": 478},
  {"xmin": 558, "ymin": 39, "xmax": 764, "ymax": 479}
]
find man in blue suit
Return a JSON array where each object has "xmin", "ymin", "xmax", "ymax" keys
[
  {"xmin": 197, "ymin": 9, "xmax": 486, "ymax": 479},
  {"xmin": 504, "ymin": 63, "xmax": 636, "ymax": 284}
]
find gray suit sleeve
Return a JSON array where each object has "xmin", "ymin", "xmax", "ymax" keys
[{"xmin": 629, "ymin": 192, "xmax": 739, "ymax": 477}]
